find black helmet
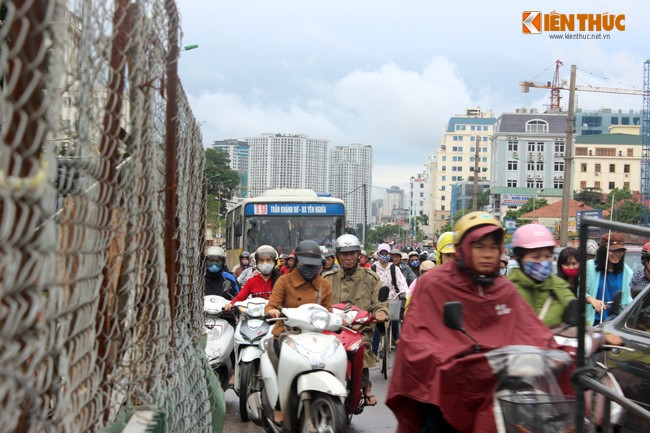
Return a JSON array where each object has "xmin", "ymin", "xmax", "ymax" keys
[
  {"xmin": 295, "ymin": 240, "xmax": 324, "ymax": 266},
  {"xmin": 240, "ymin": 250, "xmax": 251, "ymax": 259}
]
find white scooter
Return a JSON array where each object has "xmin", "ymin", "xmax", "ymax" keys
[
  {"xmin": 247, "ymin": 303, "xmax": 349, "ymax": 433},
  {"xmin": 204, "ymin": 295, "xmax": 236, "ymax": 391},
  {"xmin": 232, "ymin": 298, "xmax": 273, "ymax": 422}
]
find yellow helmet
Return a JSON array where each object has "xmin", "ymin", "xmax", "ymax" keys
[{"xmin": 453, "ymin": 212, "xmax": 501, "ymax": 245}]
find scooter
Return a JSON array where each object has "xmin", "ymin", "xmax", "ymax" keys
[
  {"xmin": 232, "ymin": 297, "xmax": 273, "ymax": 422},
  {"xmin": 247, "ymin": 303, "xmax": 349, "ymax": 433},
  {"xmin": 328, "ymin": 286, "xmax": 390, "ymax": 422},
  {"xmin": 204, "ymin": 295, "xmax": 236, "ymax": 391}
]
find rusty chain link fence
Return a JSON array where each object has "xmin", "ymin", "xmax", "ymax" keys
[{"xmin": 1, "ymin": 0, "xmax": 212, "ymax": 432}]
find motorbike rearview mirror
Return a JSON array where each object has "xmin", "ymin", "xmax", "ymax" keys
[
  {"xmin": 443, "ymin": 302, "xmax": 464, "ymax": 331},
  {"xmin": 378, "ymin": 286, "xmax": 390, "ymax": 303},
  {"xmin": 444, "ymin": 301, "xmax": 481, "ymax": 353},
  {"xmin": 562, "ymin": 299, "xmax": 580, "ymax": 326}
]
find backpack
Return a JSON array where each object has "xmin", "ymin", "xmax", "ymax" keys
[{"xmin": 371, "ymin": 263, "xmax": 398, "ymax": 293}]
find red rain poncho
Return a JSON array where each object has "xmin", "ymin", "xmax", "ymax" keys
[{"xmin": 386, "ymin": 259, "xmax": 557, "ymax": 433}]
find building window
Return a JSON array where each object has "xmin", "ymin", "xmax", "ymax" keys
[
  {"xmin": 453, "ymin": 136, "xmax": 458, "ymax": 141},
  {"xmin": 536, "ymin": 180, "xmax": 543, "ymax": 189},
  {"xmin": 442, "ymin": 205, "xmax": 446, "ymax": 211},
  {"xmin": 471, "ymin": 125, "xmax": 476, "ymax": 131},
  {"xmin": 442, "ymin": 156, "xmax": 447, "ymax": 161},
  {"xmin": 458, "ymin": 147, "xmax": 463, "ymax": 151},
  {"xmin": 482, "ymin": 157, "xmax": 488, "ymax": 162},
  {"xmin": 484, "ymin": 126, "xmax": 489, "ymax": 131},
  {"xmin": 611, "ymin": 117, "xmax": 618, "ymax": 125},
  {"xmin": 594, "ymin": 181, "xmax": 600, "ymax": 189},
  {"xmin": 627, "ymin": 148, "xmax": 634, "ymax": 157},
  {"xmin": 525, "ymin": 120, "xmax": 549, "ymax": 134},
  {"xmin": 452, "ymin": 156, "xmax": 457, "ymax": 162},
  {"xmin": 624, "ymin": 182, "xmax": 630, "ymax": 189},
  {"xmin": 554, "ymin": 180, "xmax": 563, "ymax": 189},
  {"xmin": 420, "ymin": 184, "xmax": 424, "ymax": 189},
  {"xmin": 581, "ymin": 163, "xmax": 587, "ymax": 172},
  {"xmin": 536, "ymin": 162, "xmax": 544, "ymax": 171},
  {"xmin": 470, "ymin": 147, "xmax": 475, "ymax": 152},
  {"xmin": 528, "ymin": 142, "xmax": 536, "ymax": 152},
  {"xmin": 508, "ymin": 161, "xmax": 518, "ymax": 171},
  {"xmin": 609, "ymin": 182, "xmax": 615, "ymax": 190},
  {"xmin": 609, "ymin": 164, "xmax": 615, "ymax": 173},
  {"xmin": 528, "ymin": 162, "xmax": 535, "ymax": 171},
  {"xmin": 624, "ymin": 164, "xmax": 630, "ymax": 173},
  {"xmin": 596, "ymin": 148, "xmax": 616, "ymax": 157},
  {"xmin": 575, "ymin": 147, "xmax": 588, "ymax": 156},
  {"xmin": 554, "ymin": 140, "xmax": 565, "ymax": 153},
  {"xmin": 554, "ymin": 161, "xmax": 564, "ymax": 172},
  {"xmin": 508, "ymin": 139, "xmax": 518, "ymax": 152},
  {"xmin": 580, "ymin": 181, "xmax": 587, "ymax": 189},
  {"xmin": 441, "ymin": 196, "xmax": 446, "ymax": 201},
  {"xmin": 441, "ymin": 185, "xmax": 446, "ymax": 190},
  {"xmin": 595, "ymin": 164, "xmax": 601, "ymax": 173},
  {"xmin": 527, "ymin": 181, "xmax": 534, "ymax": 188},
  {"xmin": 442, "ymin": 176, "xmax": 446, "ymax": 181},
  {"xmin": 507, "ymin": 180, "xmax": 517, "ymax": 187},
  {"xmin": 455, "ymin": 125, "xmax": 460, "ymax": 131},
  {"xmin": 537, "ymin": 143, "xmax": 544, "ymax": 152},
  {"xmin": 452, "ymin": 166, "xmax": 457, "ymax": 172}
]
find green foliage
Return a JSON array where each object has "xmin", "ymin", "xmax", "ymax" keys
[
  {"xmin": 205, "ymin": 147, "xmax": 239, "ymax": 228},
  {"xmin": 574, "ymin": 188, "xmax": 603, "ymax": 208},
  {"xmin": 611, "ymin": 199, "xmax": 642, "ymax": 225},
  {"xmin": 416, "ymin": 214, "xmax": 429, "ymax": 226}
]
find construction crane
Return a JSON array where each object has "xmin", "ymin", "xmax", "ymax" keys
[{"xmin": 521, "ymin": 59, "xmax": 650, "ymax": 226}]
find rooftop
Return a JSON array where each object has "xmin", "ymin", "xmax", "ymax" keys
[
  {"xmin": 520, "ymin": 199, "xmax": 610, "ymax": 219},
  {"xmin": 575, "ymin": 133, "xmax": 642, "ymax": 145}
]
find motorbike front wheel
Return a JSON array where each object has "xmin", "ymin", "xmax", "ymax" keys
[
  {"xmin": 301, "ymin": 392, "xmax": 347, "ymax": 433},
  {"xmin": 238, "ymin": 361, "xmax": 256, "ymax": 422}
]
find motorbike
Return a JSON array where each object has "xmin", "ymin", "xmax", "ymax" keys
[
  {"xmin": 247, "ymin": 303, "xmax": 349, "ymax": 433},
  {"xmin": 328, "ymin": 286, "xmax": 390, "ymax": 422},
  {"xmin": 204, "ymin": 295, "xmax": 236, "ymax": 391},
  {"xmin": 232, "ymin": 297, "xmax": 273, "ymax": 422}
]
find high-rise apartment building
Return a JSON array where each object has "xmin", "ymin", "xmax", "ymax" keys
[
  {"xmin": 245, "ymin": 133, "xmax": 329, "ymax": 197},
  {"xmin": 212, "ymin": 139, "xmax": 250, "ymax": 197},
  {"xmin": 432, "ymin": 108, "xmax": 496, "ymax": 232},
  {"xmin": 329, "ymin": 144, "xmax": 373, "ymax": 229},
  {"xmin": 382, "ymin": 186, "xmax": 404, "ymax": 221},
  {"xmin": 574, "ymin": 108, "xmax": 643, "ymax": 136}
]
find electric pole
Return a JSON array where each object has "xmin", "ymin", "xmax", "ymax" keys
[
  {"xmin": 560, "ymin": 65, "xmax": 576, "ymax": 246},
  {"xmin": 472, "ymin": 135, "xmax": 480, "ymax": 211},
  {"xmin": 362, "ymin": 183, "xmax": 367, "ymax": 247}
]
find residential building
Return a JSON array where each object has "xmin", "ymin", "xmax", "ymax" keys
[
  {"xmin": 371, "ymin": 199, "xmax": 383, "ymax": 225},
  {"xmin": 489, "ymin": 110, "xmax": 569, "ymax": 219},
  {"xmin": 432, "ymin": 108, "xmax": 496, "ymax": 232},
  {"xmin": 409, "ymin": 173, "xmax": 434, "ymax": 239},
  {"xmin": 450, "ymin": 181, "xmax": 490, "ymax": 220},
  {"xmin": 574, "ymin": 125, "xmax": 641, "ymax": 194},
  {"xmin": 245, "ymin": 133, "xmax": 329, "ymax": 197},
  {"xmin": 329, "ymin": 143, "xmax": 373, "ymax": 229},
  {"xmin": 212, "ymin": 139, "xmax": 250, "ymax": 197},
  {"xmin": 382, "ymin": 186, "xmax": 404, "ymax": 221},
  {"xmin": 574, "ymin": 108, "xmax": 643, "ymax": 136}
]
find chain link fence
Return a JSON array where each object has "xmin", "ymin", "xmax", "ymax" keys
[{"xmin": 0, "ymin": 0, "xmax": 211, "ymax": 431}]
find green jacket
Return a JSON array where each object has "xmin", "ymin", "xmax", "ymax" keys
[
  {"xmin": 323, "ymin": 266, "xmax": 390, "ymax": 368},
  {"xmin": 508, "ymin": 268, "xmax": 576, "ymax": 329}
]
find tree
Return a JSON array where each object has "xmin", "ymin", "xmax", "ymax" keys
[
  {"xmin": 366, "ymin": 224, "xmax": 400, "ymax": 246},
  {"xmin": 612, "ymin": 199, "xmax": 642, "ymax": 224},
  {"xmin": 205, "ymin": 148, "xmax": 239, "ymax": 217},
  {"xmin": 574, "ymin": 188, "xmax": 603, "ymax": 208},
  {"xmin": 416, "ymin": 214, "xmax": 429, "ymax": 226}
]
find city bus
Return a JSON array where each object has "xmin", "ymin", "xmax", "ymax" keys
[{"xmin": 224, "ymin": 189, "xmax": 346, "ymax": 269}]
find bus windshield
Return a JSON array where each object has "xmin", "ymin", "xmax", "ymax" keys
[{"xmin": 244, "ymin": 215, "xmax": 344, "ymax": 254}]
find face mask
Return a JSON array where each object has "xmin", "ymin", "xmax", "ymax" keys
[
  {"xmin": 499, "ymin": 268, "xmax": 507, "ymax": 276},
  {"xmin": 522, "ymin": 260, "xmax": 553, "ymax": 282},
  {"xmin": 410, "ymin": 260, "xmax": 420, "ymax": 268},
  {"xmin": 297, "ymin": 264, "xmax": 320, "ymax": 281},
  {"xmin": 207, "ymin": 262, "xmax": 222, "ymax": 273},
  {"xmin": 562, "ymin": 266, "xmax": 579, "ymax": 278},
  {"xmin": 378, "ymin": 253, "xmax": 390, "ymax": 263},
  {"xmin": 257, "ymin": 263, "xmax": 274, "ymax": 275}
]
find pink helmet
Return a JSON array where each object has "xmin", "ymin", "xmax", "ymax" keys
[{"xmin": 512, "ymin": 224, "xmax": 555, "ymax": 250}]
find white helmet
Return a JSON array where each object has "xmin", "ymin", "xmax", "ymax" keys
[
  {"xmin": 334, "ymin": 234, "xmax": 362, "ymax": 252},
  {"xmin": 586, "ymin": 239, "xmax": 598, "ymax": 256},
  {"xmin": 254, "ymin": 245, "xmax": 278, "ymax": 262},
  {"xmin": 206, "ymin": 246, "xmax": 226, "ymax": 259}
]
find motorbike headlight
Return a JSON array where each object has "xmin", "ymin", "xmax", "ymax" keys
[
  {"xmin": 247, "ymin": 302, "xmax": 265, "ymax": 318},
  {"xmin": 310, "ymin": 309, "xmax": 330, "ymax": 330}
]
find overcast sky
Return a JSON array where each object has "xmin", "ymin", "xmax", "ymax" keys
[{"xmin": 176, "ymin": 0, "xmax": 649, "ymax": 195}]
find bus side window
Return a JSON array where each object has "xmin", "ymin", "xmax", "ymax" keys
[{"xmin": 235, "ymin": 222, "xmax": 243, "ymax": 237}]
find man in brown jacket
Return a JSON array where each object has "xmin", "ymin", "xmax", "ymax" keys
[{"xmin": 323, "ymin": 234, "xmax": 389, "ymax": 408}]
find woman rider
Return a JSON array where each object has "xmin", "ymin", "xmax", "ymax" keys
[
  {"xmin": 387, "ymin": 212, "xmax": 562, "ymax": 433},
  {"xmin": 508, "ymin": 224, "xmax": 575, "ymax": 329}
]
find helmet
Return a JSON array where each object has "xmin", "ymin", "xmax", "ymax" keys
[
  {"xmin": 295, "ymin": 240, "xmax": 324, "ymax": 266},
  {"xmin": 279, "ymin": 253, "xmax": 288, "ymax": 260},
  {"xmin": 323, "ymin": 247, "xmax": 336, "ymax": 258},
  {"xmin": 390, "ymin": 248, "xmax": 402, "ymax": 256},
  {"xmin": 206, "ymin": 246, "xmax": 226, "ymax": 259},
  {"xmin": 360, "ymin": 249, "xmax": 368, "ymax": 257},
  {"xmin": 420, "ymin": 260, "xmax": 436, "ymax": 272},
  {"xmin": 585, "ymin": 240, "xmax": 598, "ymax": 256},
  {"xmin": 239, "ymin": 251, "xmax": 251, "ymax": 259},
  {"xmin": 642, "ymin": 242, "xmax": 650, "ymax": 262},
  {"xmin": 419, "ymin": 251, "xmax": 428, "ymax": 261},
  {"xmin": 437, "ymin": 232, "xmax": 455, "ymax": 254},
  {"xmin": 254, "ymin": 245, "xmax": 278, "ymax": 262},
  {"xmin": 335, "ymin": 234, "xmax": 362, "ymax": 252},
  {"xmin": 453, "ymin": 212, "xmax": 501, "ymax": 245},
  {"xmin": 401, "ymin": 252, "xmax": 408, "ymax": 260},
  {"xmin": 511, "ymin": 224, "xmax": 555, "ymax": 250},
  {"xmin": 377, "ymin": 243, "xmax": 391, "ymax": 254},
  {"xmin": 408, "ymin": 251, "xmax": 420, "ymax": 258}
]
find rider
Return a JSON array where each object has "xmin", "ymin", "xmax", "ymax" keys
[
  {"xmin": 204, "ymin": 246, "xmax": 239, "ymax": 299},
  {"xmin": 321, "ymin": 247, "xmax": 339, "ymax": 275},
  {"xmin": 279, "ymin": 253, "xmax": 296, "ymax": 275},
  {"xmin": 630, "ymin": 242, "xmax": 650, "ymax": 297},
  {"xmin": 436, "ymin": 232, "xmax": 456, "ymax": 266},
  {"xmin": 359, "ymin": 250, "xmax": 372, "ymax": 269},
  {"xmin": 224, "ymin": 245, "xmax": 279, "ymax": 309},
  {"xmin": 265, "ymin": 240, "xmax": 333, "ymax": 426},
  {"xmin": 323, "ymin": 234, "xmax": 389, "ymax": 408},
  {"xmin": 387, "ymin": 212, "xmax": 564, "ymax": 433},
  {"xmin": 391, "ymin": 248, "xmax": 417, "ymax": 286},
  {"xmin": 231, "ymin": 250, "xmax": 252, "ymax": 278},
  {"xmin": 507, "ymin": 224, "xmax": 575, "ymax": 329},
  {"xmin": 407, "ymin": 251, "xmax": 421, "ymax": 277}
]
